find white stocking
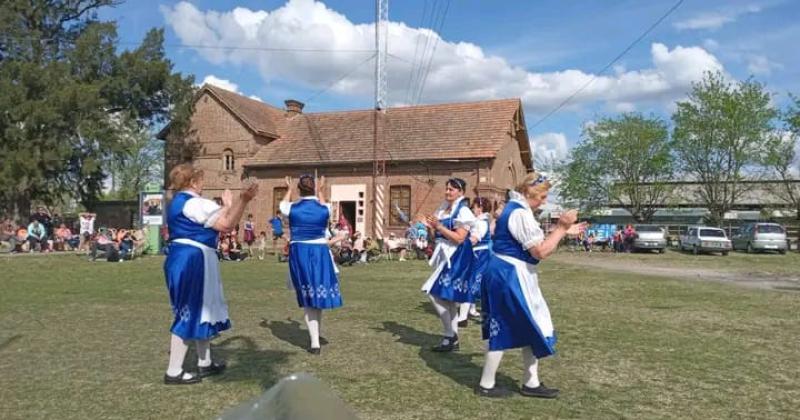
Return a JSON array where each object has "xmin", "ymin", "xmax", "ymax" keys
[
  {"xmin": 449, "ymin": 302, "xmax": 460, "ymax": 337},
  {"xmin": 429, "ymin": 295, "xmax": 454, "ymax": 338},
  {"xmin": 304, "ymin": 307, "xmax": 322, "ymax": 348},
  {"xmin": 522, "ymin": 346, "xmax": 540, "ymax": 388},
  {"xmin": 166, "ymin": 334, "xmax": 192, "ymax": 378},
  {"xmin": 479, "ymin": 350, "xmax": 504, "ymax": 389},
  {"xmin": 196, "ymin": 339, "xmax": 211, "ymax": 368},
  {"xmin": 457, "ymin": 302, "xmax": 471, "ymax": 322}
]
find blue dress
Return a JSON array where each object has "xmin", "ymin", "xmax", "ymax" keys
[
  {"xmin": 471, "ymin": 216, "xmax": 492, "ymax": 301},
  {"xmin": 164, "ymin": 191, "xmax": 230, "ymax": 340},
  {"xmin": 284, "ymin": 198, "xmax": 343, "ymax": 309},
  {"xmin": 481, "ymin": 199, "xmax": 556, "ymax": 358},
  {"xmin": 422, "ymin": 198, "xmax": 477, "ymax": 303}
]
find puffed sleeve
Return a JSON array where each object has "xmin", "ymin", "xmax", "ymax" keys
[
  {"xmin": 279, "ymin": 201, "xmax": 292, "ymax": 216},
  {"xmin": 508, "ymin": 208, "xmax": 544, "ymax": 250},
  {"xmin": 183, "ymin": 197, "xmax": 222, "ymax": 228},
  {"xmin": 453, "ymin": 205, "xmax": 476, "ymax": 231},
  {"xmin": 471, "ymin": 218, "xmax": 489, "ymax": 242}
]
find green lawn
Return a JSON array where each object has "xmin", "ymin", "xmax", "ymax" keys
[{"xmin": 1, "ymin": 254, "xmax": 799, "ymax": 419}]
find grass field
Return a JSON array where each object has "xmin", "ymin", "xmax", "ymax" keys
[{"xmin": 1, "ymin": 252, "xmax": 799, "ymax": 419}]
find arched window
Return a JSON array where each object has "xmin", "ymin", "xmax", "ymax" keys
[{"xmin": 222, "ymin": 149, "xmax": 234, "ymax": 171}]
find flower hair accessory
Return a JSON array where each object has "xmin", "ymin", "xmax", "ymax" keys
[{"xmin": 529, "ymin": 175, "xmax": 548, "ymax": 186}]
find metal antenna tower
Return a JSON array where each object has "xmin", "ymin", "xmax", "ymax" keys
[{"xmin": 372, "ymin": 0, "xmax": 389, "ymax": 239}]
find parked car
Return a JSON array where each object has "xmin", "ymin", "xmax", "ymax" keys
[
  {"xmin": 732, "ymin": 223, "xmax": 788, "ymax": 254},
  {"xmin": 632, "ymin": 225, "xmax": 667, "ymax": 253},
  {"xmin": 679, "ymin": 227, "xmax": 732, "ymax": 255}
]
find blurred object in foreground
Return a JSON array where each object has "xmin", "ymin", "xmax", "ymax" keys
[{"xmin": 217, "ymin": 373, "xmax": 358, "ymax": 420}]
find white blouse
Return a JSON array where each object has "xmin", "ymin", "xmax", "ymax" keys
[
  {"xmin": 434, "ymin": 196, "xmax": 475, "ymax": 233},
  {"xmin": 182, "ymin": 191, "xmax": 222, "ymax": 228},
  {"xmin": 506, "ymin": 191, "xmax": 545, "ymax": 250},
  {"xmin": 471, "ymin": 213, "xmax": 490, "ymax": 243}
]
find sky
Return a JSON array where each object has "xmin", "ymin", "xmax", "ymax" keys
[{"xmin": 100, "ymin": 0, "xmax": 800, "ymax": 163}]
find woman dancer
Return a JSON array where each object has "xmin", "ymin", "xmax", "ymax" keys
[
  {"xmin": 163, "ymin": 163, "xmax": 257, "ymax": 384},
  {"xmin": 457, "ymin": 197, "xmax": 492, "ymax": 327},
  {"xmin": 280, "ymin": 175, "xmax": 342, "ymax": 355},
  {"xmin": 421, "ymin": 178, "xmax": 476, "ymax": 352},
  {"xmin": 476, "ymin": 172, "xmax": 584, "ymax": 398}
]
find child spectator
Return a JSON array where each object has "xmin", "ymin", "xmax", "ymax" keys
[
  {"xmin": 255, "ymin": 231, "xmax": 267, "ymax": 260},
  {"xmin": 243, "ymin": 214, "xmax": 255, "ymax": 248}
]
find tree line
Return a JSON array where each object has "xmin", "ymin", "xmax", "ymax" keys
[
  {"xmin": 0, "ymin": 0, "xmax": 195, "ymax": 220},
  {"xmin": 558, "ymin": 71, "xmax": 800, "ymax": 224}
]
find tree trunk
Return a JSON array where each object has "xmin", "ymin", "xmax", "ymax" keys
[{"xmin": 13, "ymin": 195, "xmax": 31, "ymax": 223}]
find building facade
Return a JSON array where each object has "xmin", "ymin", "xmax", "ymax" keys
[{"xmin": 160, "ymin": 85, "xmax": 533, "ymax": 239}]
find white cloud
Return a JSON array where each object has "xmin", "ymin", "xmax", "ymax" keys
[
  {"xmin": 248, "ymin": 94, "xmax": 264, "ymax": 102},
  {"xmin": 674, "ymin": 4, "xmax": 762, "ymax": 31},
  {"xmin": 200, "ymin": 75, "xmax": 240, "ymax": 93},
  {"xmin": 163, "ymin": 0, "xmax": 725, "ymax": 112},
  {"xmin": 531, "ymin": 132, "xmax": 569, "ymax": 162},
  {"xmin": 746, "ymin": 55, "xmax": 783, "ymax": 75}
]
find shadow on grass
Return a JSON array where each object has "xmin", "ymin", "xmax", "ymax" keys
[
  {"xmin": 206, "ymin": 335, "xmax": 293, "ymax": 389},
  {"xmin": 258, "ymin": 318, "xmax": 328, "ymax": 350},
  {"xmin": 0, "ymin": 334, "xmax": 22, "ymax": 352},
  {"xmin": 414, "ymin": 301, "xmax": 438, "ymax": 316},
  {"xmin": 375, "ymin": 321, "xmax": 517, "ymax": 391}
]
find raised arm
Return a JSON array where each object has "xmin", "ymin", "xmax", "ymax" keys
[
  {"xmin": 317, "ymin": 176, "xmax": 327, "ymax": 204},
  {"xmin": 282, "ymin": 176, "xmax": 293, "ymax": 203},
  {"xmin": 529, "ymin": 210, "xmax": 585, "ymax": 260},
  {"xmin": 212, "ymin": 184, "xmax": 259, "ymax": 232}
]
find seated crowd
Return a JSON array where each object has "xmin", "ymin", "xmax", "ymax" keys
[{"xmin": 0, "ymin": 208, "xmax": 146, "ymax": 261}]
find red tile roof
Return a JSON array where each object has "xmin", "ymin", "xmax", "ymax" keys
[{"xmin": 187, "ymin": 85, "xmax": 528, "ymax": 167}]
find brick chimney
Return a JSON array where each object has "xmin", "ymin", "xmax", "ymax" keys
[{"xmin": 285, "ymin": 99, "xmax": 305, "ymax": 116}]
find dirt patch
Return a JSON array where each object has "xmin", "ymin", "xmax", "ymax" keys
[{"xmin": 552, "ymin": 254, "xmax": 800, "ymax": 291}]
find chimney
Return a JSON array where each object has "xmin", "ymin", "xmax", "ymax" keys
[{"xmin": 285, "ymin": 99, "xmax": 305, "ymax": 116}]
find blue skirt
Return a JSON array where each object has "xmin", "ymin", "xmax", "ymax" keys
[
  {"xmin": 164, "ymin": 243, "xmax": 231, "ymax": 340},
  {"xmin": 480, "ymin": 255, "xmax": 556, "ymax": 357},
  {"xmin": 470, "ymin": 248, "xmax": 491, "ymax": 301},
  {"xmin": 289, "ymin": 242, "xmax": 343, "ymax": 309},
  {"xmin": 428, "ymin": 240, "xmax": 477, "ymax": 303}
]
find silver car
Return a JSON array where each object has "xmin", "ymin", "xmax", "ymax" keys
[
  {"xmin": 632, "ymin": 225, "xmax": 667, "ymax": 253},
  {"xmin": 679, "ymin": 227, "xmax": 732, "ymax": 256},
  {"xmin": 732, "ymin": 223, "xmax": 788, "ymax": 254}
]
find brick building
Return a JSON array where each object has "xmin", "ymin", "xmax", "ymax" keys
[{"xmin": 159, "ymin": 85, "xmax": 533, "ymax": 238}]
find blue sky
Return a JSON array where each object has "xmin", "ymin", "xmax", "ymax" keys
[{"xmin": 100, "ymin": 0, "xmax": 800, "ymax": 162}]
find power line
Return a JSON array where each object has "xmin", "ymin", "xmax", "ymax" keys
[
  {"xmin": 413, "ymin": 0, "xmax": 451, "ymax": 105},
  {"xmin": 528, "ymin": 0, "xmax": 686, "ymax": 131},
  {"xmin": 304, "ymin": 53, "xmax": 377, "ymax": 105},
  {"xmin": 404, "ymin": 0, "xmax": 430, "ymax": 104}
]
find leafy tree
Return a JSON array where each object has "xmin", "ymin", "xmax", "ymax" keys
[
  {"xmin": 761, "ymin": 95, "xmax": 800, "ymax": 219},
  {"xmin": 106, "ymin": 123, "xmax": 164, "ymax": 200},
  {"xmin": 0, "ymin": 0, "xmax": 194, "ymax": 220},
  {"xmin": 671, "ymin": 71, "xmax": 778, "ymax": 224},
  {"xmin": 560, "ymin": 114, "xmax": 674, "ymax": 222}
]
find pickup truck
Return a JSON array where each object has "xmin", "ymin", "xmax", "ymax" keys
[{"xmin": 679, "ymin": 227, "xmax": 732, "ymax": 256}]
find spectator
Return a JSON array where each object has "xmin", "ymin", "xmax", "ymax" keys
[
  {"xmin": 118, "ymin": 231, "xmax": 135, "ymax": 260},
  {"xmin": 27, "ymin": 219, "xmax": 47, "ymax": 252},
  {"xmin": 31, "ymin": 207, "xmax": 53, "ymax": 238},
  {"xmin": 385, "ymin": 232, "xmax": 407, "ymax": 261},
  {"xmin": 268, "ymin": 214, "xmax": 285, "ymax": 256},
  {"xmin": 89, "ymin": 230, "xmax": 116, "ymax": 261},
  {"xmin": 54, "ymin": 223, "xmax": 75, "ymax": 251},
  {"xmin": 364, "ymin": 237, "xmax": 381, "ymax": 262},
  {"xmin": 15, "ymin": 225, "xmax": 29, "ymax": 252},
  {"xmin": 583, "ymin": 232, "xmax": 595, "ymax": 252},
  {"xmin": 623, "ymin": 224, "xmax": 636, "ymax": 252},
  {"xmin": 228, "ymin": 236, "xmax": 246, "ymax": 261},
  {"xmin": 78, "ymin": 212, "xmax": 96, "ymax": 252},
  {"xmin": 1, "ymin": 219, "xmax": 17, "ymax": 253},
  {"xmin": 255, "ymin": 231, "xmax": 268, "ymax": 260},
  {"xmin": 243, "ymin": 214, "xmax": 255, "ymax": 248}
]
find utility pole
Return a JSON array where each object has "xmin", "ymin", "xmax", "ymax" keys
[{"xmin": 372, "ymin": 0, "xmax": 388, "ymax": 239}]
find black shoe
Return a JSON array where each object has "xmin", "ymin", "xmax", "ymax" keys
[
  {"xmin": 198, "ymin": 361, "xmax": 226, "ymax": 378},
  {"xmin": 457, "ymin": 319, "xmax": 469, "ymax": 328},
  {"xmin": 308, "ymin": 347, "xmax": 321, "ymax": 355},
  {"xmin": 520, "ymin": 383, "xmax": 559, "ymax": 399},
  {"xmin": 431, "ymin": 335, "xmax": 459, "ymax": 352},
  {"xmin": 164, "ymin": 370, "xmax": 201, "ymax": 385},
  {"xmin": 475, "ymin": 385, "xmax": 513, "ymax": 398}
]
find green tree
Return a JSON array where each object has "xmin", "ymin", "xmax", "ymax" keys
[
  {"xmin": 761, "ymin": 95, "xmax": 800, "ymax": 219},
  {"xmin": 672, "ymin": 72, "xmax": 778, "ymax": 224},
  {"xmin": 107, "ymin": 123, "xmax": 164, "ymax": 200},
  {"xmin": 560, "ymin": 114, "xmax": 674, "ymax": 222},
  {"xmin": 0, "ymin": 0, "xmax": 194, "ymax": 219}
]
